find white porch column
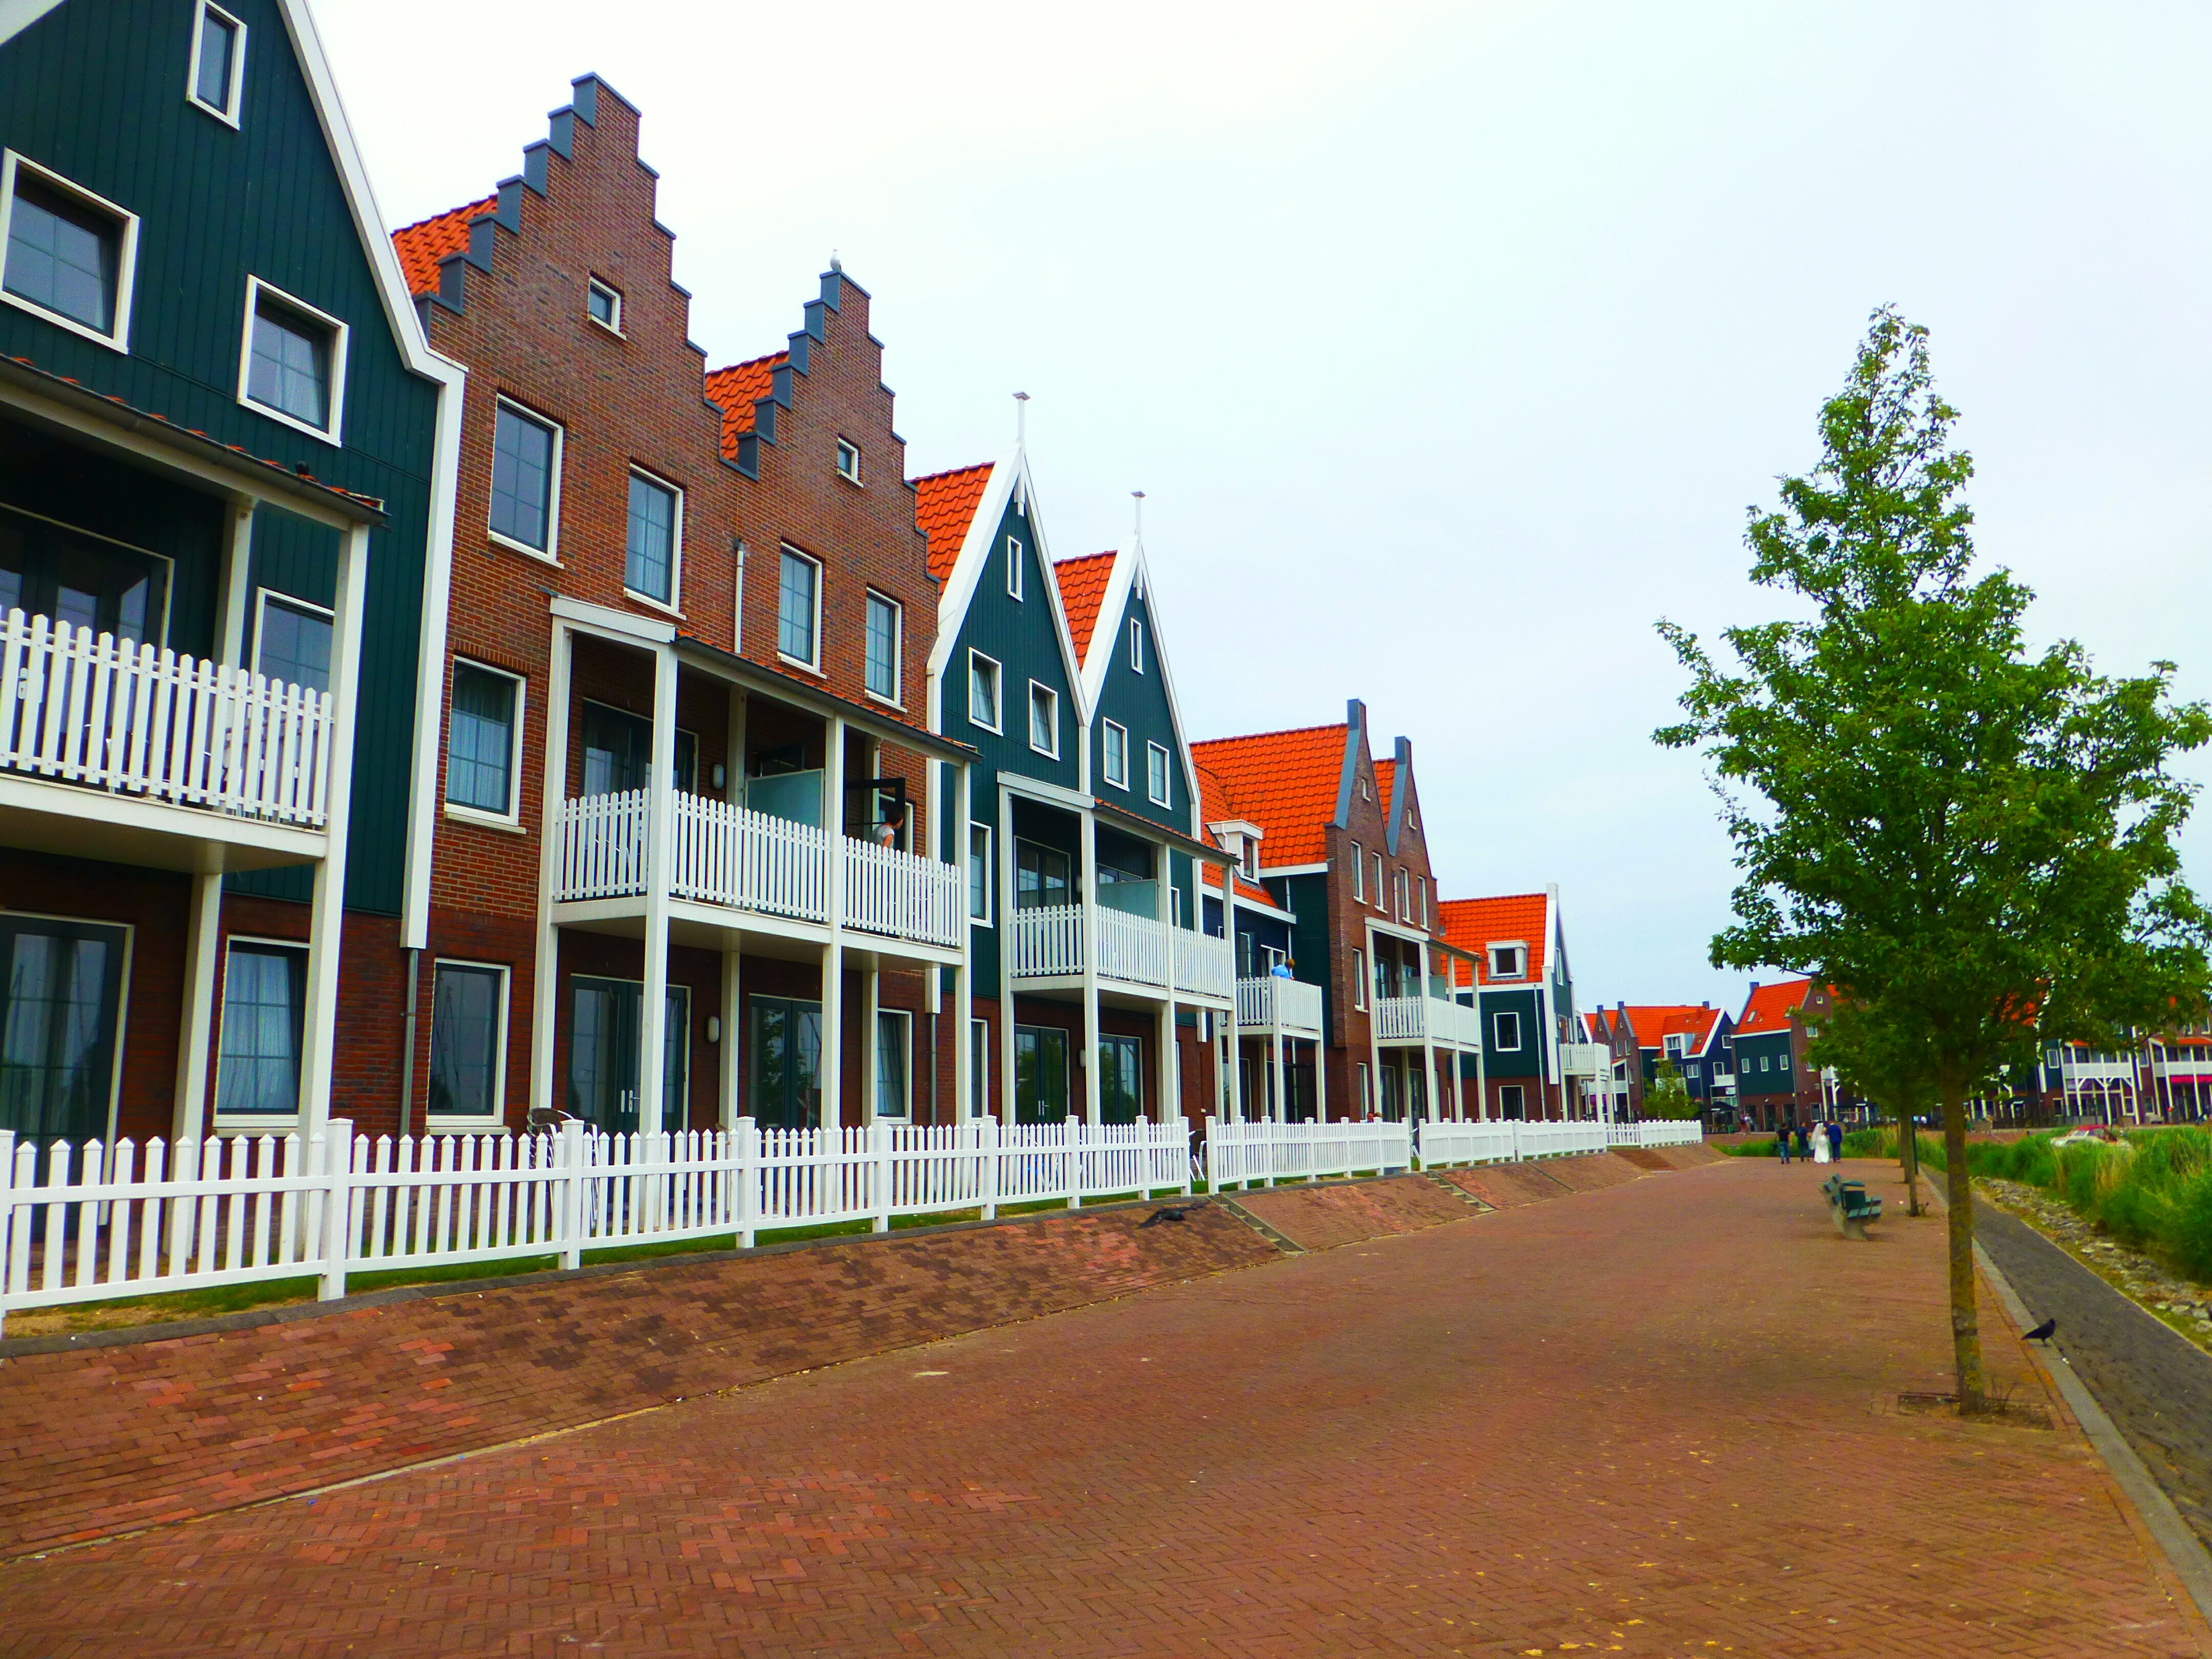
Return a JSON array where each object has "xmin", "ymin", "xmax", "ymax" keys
[
  {"xmin": 530, "ymin": 622, "xmax": 573, "ymax": 1116},
  {"xmin": 1474, "ymin": 990, "xmax": 1490, "ymax": 1119},
  {"xmin": 822, "ymin": 714, "xmax": 846, "ymax": 1128},
  {"xmin": 172, "ymin": 866, "xmax": 224, "ymax": 1141},
  {"xmin": 1365, "ymin": 926, "xmax": 1383, "ymax": 1121},
  {"xmin": 1155, "ymin": 837, "xmax": 1175, "ymax": 1128},
  {"xmin": 1312, "ymin": 1033, "xmax": 1328, "ymax": 1123},
  {"xmin": 1271, "ymin": 1024, "xmax": 1288, "ymax": 1126},
  {"xmin": 1080, "ymin": 808, "xmax": 1101, "ymax": 1128},
  {"xmin": 1222, "ymin": 871, "xmax": 1241, "ymax": 1122},
  {"xmin": 636, "ymin": 642, "xmax": 678, "ymax": 1137},
  {"xmin": 296, "ymin": 522, "xmax": 370, "ymax": 1135},
  {"xmin": 721, "ymin": 946, "xmax": 742, "ymax": 1126},
  {"xmin": 952, "ymin": 759, "xmax": 974, "ymax": 1121},
  {"xmin": 998, "ymin": 782, "xmax": 1016, "ymax": 1127},
  {"xmin": 217, "ymin": 497, "xmax": 254, "ymax": 668},
  {"xmin": 1419, "ymin": 955, "xmax": 1438, "ymax": 1128}
]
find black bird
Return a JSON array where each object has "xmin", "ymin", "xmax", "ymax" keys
[
  {"xmin": 2025, "ymin": 1316, "xmax": 2057, "ymax": 1343},
  {"xmin": 1138, "ymin": 1207, "xmax": 1189, "ymax": 1228}
]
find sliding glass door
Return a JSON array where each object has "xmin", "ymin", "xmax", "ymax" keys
[
  {"xmin": 0, "ymin": 916, "xmax": 126, "ymax": 1153},
  {"xmin": 567, "ymin": 975, "xmax": 689, "ymax": 1136}
]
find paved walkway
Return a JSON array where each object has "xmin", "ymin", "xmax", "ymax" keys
[{"xmin": 1, "ymin": 1158, "xmax": 2204, "ymax": 1657}]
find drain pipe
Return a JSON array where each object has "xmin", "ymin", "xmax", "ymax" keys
[{"xmin": 398, "ymin": 947, "xmax": 421, "ymax": 1135}]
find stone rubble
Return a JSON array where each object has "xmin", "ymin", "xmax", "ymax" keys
[{"xmin": 1979, "ymin": 1177, "xmax": 2212, "ymax": 1347}]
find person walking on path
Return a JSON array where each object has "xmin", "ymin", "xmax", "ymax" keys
[
  {"xmin": 1827, "ymin": 1120, "xmax": 1844, "ymax": 1161},
  {"xmin": 1777, "ymin": 1123, "xmax": 1792, "ymax": 1164},
  {"xmin": 1795, "ymin": 1123, "xmax": 1812, "ymax": 1162},
  {"xmin": 1812, "ymin": 1123, "xmax": 1833, "ymax": 1163}
]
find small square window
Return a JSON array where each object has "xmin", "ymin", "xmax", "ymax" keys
[
  {"xmin": 217, "ymin": 939, "xmax": 308, "ymax": 1118},
  {"xmin": 240, "ymin": 277, "xmax": 347, "ymax": 439},
  {"xmin": 586, "ymin": 276, "xmax": 622, "ymax": 333},
  {"xmin": 1006, "ymin": 537, "xmax": 1025, "ymax": 601},
  {"xmin": 1102, "ymin": 720, "xmax": 1129, "ymax": 789},
  {"xmin": 1130, "ymin": 618, "xmax": 1145, "ymax": 674},
  {"xmin": 488, "ymin": 400, "xmax": 560, "ymax": 554},
  {"xmin": 1, "ymin": 155, "xmax": 139, "ymax": 350},
  {"xmin": 625, "ymin": 470, "xmax": 680, "ymax": 606},
  {"xmin": 864, "ymin": 590, "xmax": 900, "ymax": 703},
  {"xmin": 777, "ymin": 546, "xmax": 820, "ymax": 667},
  {"xmin": 188, "ymin": 2, "xmax": 247, "ymax": 124},
  {"xmin": 446, "ymin": 660, "xmax": 521, "ymax": 820},
  {"xmin": 1146, "ymin": 742, "xmax": 1171, "ymax": 806},
  {"xmin": 1029, "ymin": 682, "xmax": 1058, "ymax": 757},
  {"xmin": 429, "ymin": 961, "xmax": 508, "ymax": 1120},
  {"xmin": 1494, "ymin": 1010, "xmax": 1522, "ymax": 1051},
  {"xmin": 968, "ymin": 651, "xmax": 1001, "ymax": 732},
  {"xmin": 836, "ymin": 437, "xmax": 862, "ymax": 483},
  {"xmin": 1490, "ymin": 944, "xmax": 1524, "ymax": 979}
]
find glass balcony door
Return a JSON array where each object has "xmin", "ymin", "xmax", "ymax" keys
[
  {"xmin": 567, "ymin": 975, "xmax": 689, "ymax": 1136},
  {"xmin": 748, "ymin": 995, "xmax": 821, "ymax": 1131},
  {"xmin": 0, "ymin": 507, "xmax": 168, "ymax": 647},
  {"xmin": 0, "ymin": 915, "xmax": 125, "ymax": 1154}
]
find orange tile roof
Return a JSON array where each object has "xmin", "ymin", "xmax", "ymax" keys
[
  {"xmin": 1054, "ymin": 551, "xmax": 1117, "ymax": 664},
  {"xmin": 1735, "ymin": 977, "xmax": 1814, "ymax": 1034},
  {"xmin": 1206, "ymin": 864, "xmax": 1287, "ymax": 911},
  {"xmin": 1438, "ymin": 894, "xmax": 1548, "ymax": 988},
  {"xmin": 1374, "ymin": 758, "xmax": 1396, "ymax": 818},
  {"xmin": 704, "ymin": 352, "xmax": 787, "ymax": 458},
  {"xmin": 1190, "ymin": 725, "xmax": 1349, "ymax": 866},
  {"xmin": 913, "ymin": 462, "xmax": 994, "ymax": 583},
  {"xmin": 392, "ymin": 197, "xmax": 497, "ymax": 299},
  {"xmin": 1617, "ymin": 1004, "xmax": 1724, "ymax": 1055}
]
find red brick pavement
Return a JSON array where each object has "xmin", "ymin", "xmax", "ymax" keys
[
  {"xmin": 1437, "ymin": 1159, "xmax": 1573, "ymax": 1208},
  {"xmin": 1, "ymin": 1158, "xmax": 2204, "ymax": 1657},
  {"xmin": 1232, "ymin": 1173, "xmax": 1473, "ymax": 1251},
  {"xmin": 1530, "ymin": 1151, "xmax": 1646, "ymax": 1193}
]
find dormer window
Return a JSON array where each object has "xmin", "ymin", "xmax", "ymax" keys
[
  {"xmin": 189, "ymin": 2, "xmax": 247, "ymax": 125},
  {"xmin": 1241, "ymin": 841, "xmax": 1259, "ymax": 879},
  {"xmin": 1490, "ymin": 943, "xmax": 1526, "ymax": 980},
  {"xmin": 835, "ymin": 436, "xmax": 862, "ymax": 484},
  {"xmin": 586, "ymin": 276, "xmax": 622, "ymax": 334}
]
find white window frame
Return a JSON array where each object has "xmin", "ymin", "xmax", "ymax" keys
[
  {"xmin": 186, "ymin": 1, "xmax": 248, "ymax": 126},
  {"xmin": 585, "ymin": 275, "xmax": 623, "ymax": 335},
  {"xmin": 970, "ymin": 1015, "xmax": 990, "ymax": 1117},
  {"xmin": 486, "ymin": 396, "xmax": 564, "ymax": 562},
  {"xmin": 623, "ymin": 464, "xmax": 684, "ymax": 615},
  {"xmin": 775, "ymin": 543, "xmax": 822, "ymax": 672},
  {"xmin": 1490, "ymin": 942, "xmax": 1526, "ymax": 980},
  {"xmin": 443, "ymin": 657, "xmax": 526, "ymax": 828},
  {"xmin": 1416, "ymin": 876, "xmax": 1427, "ymax": 928},
  {"xmin": 968, "ymin": 822, "xmax": 994, "ymax": 926},
  {"xmin": 1351, "ymin": 841, "xmax": 1364, "ymax": 900},
  {"xmin": 212, "ymin": 933, "xmax": 311, "ymax": 1130},
  {"xmin": 1101, "ymin": 719, "xmax": 1130, "ymax": 789},
  {"xmin": 424, "ymin": 958, "xmax": 511, "ymax": 1126},
  {"xmin": 1357, "ymin": 1061, "xmax": 1371, "ymax": 1115},
  {"xmin": 237, "ymin": 274, "xmax": 348, "ymax": 444},
  {"xmin": 1352, "ymin": 948, "xmax": 1367, "ymax": 1011},
  {"xmin": 1241, "ymin": 841, "xmax": 1259, "ymax": 879},
  {"xmin": 1494, "ymin": 1010, "xmax": 1522, "ymax": 1051},
  {"xmin": 835, "ymin": 435, "xmax": 863, "ymax": 485},
  {"xmin": 1130, "ymin": 618, "xmax": 1145, "ymax": 674},
  {"xmin": 1006, "ymin": 536, "xmax": 1025, "ymax": 600},
  {"xmin": 873, "ymin": 1007, "xmax": 911, "ymax": 1120},
  {"xmin": 1500, "ymin": 1083, "xmax": 1525, "ymax": 1116},
  {"xmin": 862, "ymin": 588, "xmax": 902, "ymax": 707},
  {"xmin": 1371, "ymin": 852, "xmax": 1385, "ymax": 909},
  {"xmin": 0, "ymin": 152, "xmax": 141, "ymax": 354},
  {"xmin": 1028, "ymin": 680, "xmax": 1059, "ymax": 759},
  {"xmin": 1146, "ymin": 741, "xmax": 1171, "ymax": 806},
  {"xmin": 967, "ymin": 650, "xmax": 1003, "ymax": 733},
  {"xmin": 251, "ymin": 589, "xmax": 333, "ymax": 689}
]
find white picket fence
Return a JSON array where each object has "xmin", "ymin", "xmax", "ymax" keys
[
  {"xmin": 1204, "ymin": 1114, "xmax": 1707, "ymax": 1187},
  {"xmin": 0, "ymin": 1116, "xmax": 1193, "ymax": 1334},
  {"xmin": 0, "ymin": 610, "xmax": 333, "ymax": 826},
  {"xmin": 841, "ymin": 836, "xmax": 964, "ymax": 948}
]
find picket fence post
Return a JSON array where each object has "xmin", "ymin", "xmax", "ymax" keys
[
  {"xmin": 1065, "ymin": 1121, "xmax": 1081, "ymax": 1210},
  {"xmin": 1204, "ymin": 1114, "xmax": 1220, "ymax": 1195},
  {"xmin": 0, "ymin": 1127, "xmax": 13, "ymax": 1340},
  {"xmin": 317, "ymin": 1118, "xmax": 354, "ymax": 1302},
  {"xmin": 735, "ymin": 1116, "xmax": 758, "ymax": 1248},
  {"xmin": 979, "ymin": 1116, "xmax": 999, "ymax": 1221},
  {"xmin": 1179, "ymin": 1123, "xmax": 1193, "ymax": 1198},
  {"xmin": 560, "ymin": 1117, "xmax": 586, "ymax": 1270},
  {"xmin": 870, "ymin": 1118, "xmax": 892, "ymax": 1233}
]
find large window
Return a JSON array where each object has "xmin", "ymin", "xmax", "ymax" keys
[
  {"xmin": 217, "ymin": 940, "xmax": 307, "ymax": 1117},
  {"xmin": 1146, "ymin": 742, "xmax": 1171, "ymax": 807},
  {"xmin": 1493, "ymin": 1010, "xmax": 1522, "ymax": 1051},
  {"xmin": 0, "ymin": 155, "xmax": 138, "ymax": 349},
  {"xmin": 1014, "ymin": 1024, "xmax": 1067, "ymax": 1123},
  {"xmin": 428, "ymin": 961, "xmax": 506, "ymax": 1120},
  {"xmin": 254, "ymin": 593, "xmax": 331, "ymax": 694},
  {"xmin": 1499, "ymin": 1083, "xmax": 1525, "ymax": 1119},
  {"xmin": 1099, "ymin": 1033, "xmax": 1142, "ymax": 1125},
  {"xmin": 580, "ymin": 699, "xmax": 695, "ymax": 797},
  {"xmin": 875, "ymin": 1009, "xmax": 910, "ymax": 1119},
  {"xmin": 747, "ymin": 994, "xmax": 820, "ymax": 1131},
  {"xmin": 188, "ymin": 1, "xmax": 246, "ymax": 124},
  {"xmin": 446, "ymin": 661, "xmax": 521, "ymax": 820},
  {"xmin": 0, "ymin": 502, "xmax": 170, "ymax": 646},
  {"xmin": 571, "ymin": 977, "xmax": 689, "ymax": 1135},
  {"xmin": 1028, "ymin": 682, "xmax": 1058, "ymax": 758},
  {"xmin": 241, "ymin": 278, "xmax": 346, "ymax": 439},
  {"xmin": 864, "ymin": 590, "xmax": 900, "ymax": 702},
  {"xmin": 968, "ymin": 823, "xmax": 993, "ymax": 922},
  {"xmin": 1101, "ymin": 720, "xmax": 1129, "ymax": 789},
  {"xmin": 488, "ymin": 401, "xmax": 559, "ymax": 554},
  {"xmin": 0, "ymin": 915, "xmax": 126, "ymax": 1149},
  {"xmin": 1015, "ymin": 838, "xmax": 1070, "ymax": 910},
  {"xmin": 778, "ymin": 546, "xmax": 819, "ymax": 666},
  {"xmin": 625, "ymin": 469, "xmax": 679, "ymax": 605},
  {"xmin": 968, "ymin": 650, "xmax": 1001, "ymax": 732}
]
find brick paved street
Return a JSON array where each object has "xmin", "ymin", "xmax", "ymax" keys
[{"xmin": 2, "ymin": 1158, "xmax": 2205, "ymax": 1658}]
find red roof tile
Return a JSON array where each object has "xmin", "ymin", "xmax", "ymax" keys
[
  {"xmin": 1735, "ymin": 978, "xmax": 1814, "ymax": 1034},
  {"xmin": 1374, "ymin": 758, "xmax": 1396, "ymax": 818},
  {"xmin": 1054, "ymin": 551, "xmax": 1116, "ymax": 664},
  {"xmin": 703, "ymin": 352, "xmax": 787, "ymax": 459},
  {"xmin": 1616, "ymin": 1004, "xmax": 1724, "ymax": 1056},
  {"xmin": 391, "ymin": 197, "xmax": 497, "ymax": 299},
  {"xmin": 1206, "ymin": 864, "xmax": 1286, "ymax": 911},
  {"xmin": 1190, "ymin": 725, "xmax": 1350, "ymax": 867},
  {"xmin": 1438, "ymin": 894, "xmax": 1548, "ymax": 988},
  {"xmin": 913, "ymin": 462, "xmax": 994, "ymax": 583}
]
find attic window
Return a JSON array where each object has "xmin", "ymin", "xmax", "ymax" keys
[
  {"xmin": 1360, "ymin": 777, "xmax": 1371, "ymax": 801},
  {"xmin": 1241, "ymin": 841, "xmax": 1259, "ymax": 879},
  {"xmin": 1490, "ymin": 943, "xmax": 1525, "ymax": 980},
  {"xmin": 240, "ymin": 277, "xmax": 346, "ymax": 441},
  {"xmin": 586, "ymin": 277, "xmax": 622, "ymax": 333},
  {"xmin": 1130, "ymin": 618, "xmax": 1145, "ymax": 674},
  {"xmin": 1006, "ymin": 537, "xmax": 1025, "ymax": 600},
  {"xmin": 835, "ymin": 437, "xmax": 862, "ymax": 484},
  {"xmin": 188, "ymin": 2, "xmax": 247, "ymax": 125}
]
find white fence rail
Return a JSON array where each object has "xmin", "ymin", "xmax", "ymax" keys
[
  {"xmin": 1373, "ymin": 994, "xmax": 1482, "ymax": 1046},
  {"xmin": 1007, "ymin": 902, "xmax": 1233, "ymax": 1001},
  {"xmin": 1203, "ymin": 1116, "xmax": 1412, "ymax": 1187},
  {"xmin": 0, "ymin": 611, "xmax": 333, "ymax": 827},
  {"xmin": 841, "ymin": 837, "xmax": 963, "ymax": 947},
  {"xmin": 0, "ymin": 1116, "xmax": 1193, "ymax": 1334},
  {"xmin": 1235, "ymin": 975, "xmax": 1325, "ymax": 1035}
]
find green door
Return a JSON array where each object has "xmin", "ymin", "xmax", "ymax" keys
[
  {"xmin": 1014, "ymin": 1025, "xmax": 1068, "ymax": 1123},
  {"xmin": 1099, "ymin": 1034, "xmax": 1142, "ymax": 1125},
  {"xmin": 749, "ymin": 995, "xmax": 822, "ymax": 1130}
]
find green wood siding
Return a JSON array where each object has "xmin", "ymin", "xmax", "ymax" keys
[
  {"xmin": 1282, "ymin": 872, "xmax": 1333, "ymax": 1043},
  {"xmin": 1479, "ymin": 986, "xmax": 1542, "ymax": 1078},
  {"xmin": 1089, "ymin": 585, "xmax": 1185, "ymax": 832},
  {"xmin": 0, "ymin": 0, "xmax": 442, "ymax": 915}
]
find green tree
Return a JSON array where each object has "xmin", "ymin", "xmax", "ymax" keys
[
  {"xmin": 1806, "ymin": 993, "xmax": 1940, "ymax": 1215},
  {"xmin": 1656, "ymin": 307, "xmax": 2212, "ymax": 1411},
  {"xmin": 1643, "ymin": 1057, "xmax": 1696, "ymax": 1120}
]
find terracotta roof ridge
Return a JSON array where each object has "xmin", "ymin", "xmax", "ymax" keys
[
  {"xmin": 392, "ymin": 195, "xmax": 496, "ymax": 238},
  {"xmin": 1191, "ymin": 721, "xmax": 1348, "ymax": 749},
  {"xmin": 912, "ymin": 459, "xmax": 995, "ymax": 485}
]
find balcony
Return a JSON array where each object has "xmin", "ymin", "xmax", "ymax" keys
[
  {"xmin": 1236, "ymin": 974, "xmax": 1325, "ymax": 1037},
  {"xmin": 554, "ymin": 789, "xmax": 963, "ymax": 950},
  {"xmin": 1559, "ymin": 1041, "xmax": 1609, "ymax": 1079},
  {"xmin": 1006, "ymin": 901, "xmax": 1233, "ymax": 1002},
  {"xmin": 0, "ymin": 612, "xmax": 334, "ymax": 869},
  {"xmin": 1373, "ymin": 994, "xmax": 1481, "ymax": 1046}
]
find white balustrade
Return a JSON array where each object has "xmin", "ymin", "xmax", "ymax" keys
[
  {"xmin": 0, "ymin": 610, "xmax": 333, "ymax": 828},
  {"xmin": 1173, "ymin": 927, "xmax": 1233, "ymax": 1001},
  {"xmin": 1094, "ymin": 903, "xmax": 1171, "ymax": 987},
  {"xmin": 556, "ymin": 791, "xmax": 836, "ymax": 925},
  {"xmin": 841, "ymin": 836, "xmax": 963, "ymax": 947},
  {"xmin": 1006, "ymin": 903, "xmax": 1230, "ymax": 1000},
  {"xmin": 1235, "ymin": 975, "xmax": 1325, "ymax": 1035},
  {"xmin": 1008, "ymin": 901, "xmax": 1086, "ymax": 977},
  {"xmin": 0, "ymin": 1115, "xmax": 1196, "ymax": 1333}
]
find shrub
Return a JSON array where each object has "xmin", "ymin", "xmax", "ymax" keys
[{"xmin": 2172, "ymin": 1171, "xmax": 2212, "ymax": 1282}]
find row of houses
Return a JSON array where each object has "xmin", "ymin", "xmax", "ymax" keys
[{"xmin": 0, "ymin": 4, "xmax": 1626, "ymax": 1169}]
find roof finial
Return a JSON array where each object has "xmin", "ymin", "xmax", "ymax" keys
[
  {"xmin": 1131, "ymin": 490, "xmax": 1145, "ymax": 541},
  {"xmin": 829, "ymin": 248, "xmax": 842, "ymax": 273},
  {"xmin": 1013, "ymin": 390, "xmax": 1029, "ymax": 447}
]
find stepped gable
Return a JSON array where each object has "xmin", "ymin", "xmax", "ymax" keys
[
  {"xmin": 392, "ymin": 196, "xmax": 496, "ymax": 297},
  {"xmin": 703, "ymin": 352, "xmax": 787, "ymax": 458},
  {"xmin": 913, "ymin": 462, "xmax": 994, "ymax": 582},
  {"xmin": 1053, "ymin": 551, "xmax": 1117, "ymax": 664},
  {"xmin": 1439, "ymin": 892, "xmax": 1548, "ymax": 987},
  {"xmin": 1191, "ymin": 723, "xmax": 1352, "ymax": 866}
]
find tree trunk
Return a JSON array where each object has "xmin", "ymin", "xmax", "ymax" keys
[
  {"xmin": 1941, "ymin": 1089, "xmax": 1985, "ymax": 1411},
  {"xmin": 1899, "ymin": 1108, "xmax": 1921, "ymax": 1216}
]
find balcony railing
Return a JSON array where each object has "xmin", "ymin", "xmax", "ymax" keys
[
  {"xmin": 1559, "ymin": 1041, "xmax": 1610, "ymax": 1079},
  {"xmin": 0, "ymin": 612, "xmax": 333, "ymax": 829},
  {"xmin": 556, "ymin": 790, "xmax": 962, "ymax": 949},
  {"xmin": 1373, "ymin": 993, "xmax": 1480, "ymax": 1045},
  {"xmin": 1236, "ymin": 975, "xmax": 1325, "ymax": 1036},
  {"xmin": 1007, "ymin": 902, "xmax": 1233, "ymax": 999}
]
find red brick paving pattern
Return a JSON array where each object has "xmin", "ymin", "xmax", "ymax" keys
[
  {"xmin": 1, "ymin": 1158, "xmax": 2203, "ymax": 1657},
  {"xmin": 1438, "ymin": 1159, "xmax": 1573, "ymax": 1208},
  {"xmin": 1233, "ymin": 1173, "xmax": 1473, "ymax": 1250},
  {"xmin": 1528, "ymin": 1150, "xmax": 1647, "ymax": 1192}
]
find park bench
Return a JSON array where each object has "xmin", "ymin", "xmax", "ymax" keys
[{"xmin": 1821, "ymin": 1174, "xmax": 1882, "ymax": 1241}]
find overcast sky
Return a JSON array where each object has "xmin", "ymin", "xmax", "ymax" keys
[{"xmin": 317, "ymin": 0, "xmax": 2212, "ymax": 1016}]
